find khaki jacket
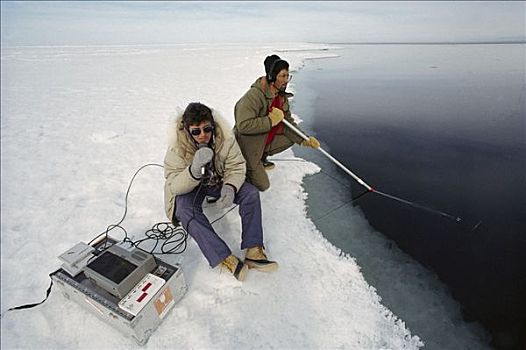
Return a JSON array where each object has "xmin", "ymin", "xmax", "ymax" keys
[
  {"xmin": 163, "ymin": 110, "xmax": 246, "ymax": 221},
  {"xmin": 234, "ymin": 77, "xmax": 304, "ymax": 169}
]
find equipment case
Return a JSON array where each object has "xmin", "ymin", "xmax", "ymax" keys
[{"xmin": 51, "ymin": 238, "xmax": 187, "ymax": 345}]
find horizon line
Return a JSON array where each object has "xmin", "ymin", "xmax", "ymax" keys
[{"xmin": 2, "ymin": 39, "xmax": 525, "ymax": 49}]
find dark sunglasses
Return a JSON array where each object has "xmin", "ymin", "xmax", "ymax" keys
[{"xmin": 189, "ymin": 125, "xmax": 214, "ymax": 136}]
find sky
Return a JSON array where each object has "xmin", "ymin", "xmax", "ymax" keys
[{"xmin": 1, "ymin": 1, "xmax": 525, "ymax": 46}]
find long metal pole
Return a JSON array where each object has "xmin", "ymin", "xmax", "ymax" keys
[
  {"xmin": 282, "ymin": 118, "xmax": 465, "ymax": 224},
  {"xmin": 282, "ymin": 119, "xmax": 373, "ymax": 191}
]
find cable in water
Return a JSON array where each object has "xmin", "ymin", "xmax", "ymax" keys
[{"xmin": 280, "ymin": 119, "xmax": 482, "ymax": 231}]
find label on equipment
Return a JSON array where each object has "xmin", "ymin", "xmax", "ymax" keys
[
  {"xmin": 118, "ymin": 273, "xmax": 165, "ymax": 316},
  {"xmin": 154, "ymin": 287, "xmax": 175, "ymax": 319}
]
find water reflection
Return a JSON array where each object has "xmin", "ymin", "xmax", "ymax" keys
[{"xmin": 292, "ymin": 44, "xmax": 525, "ymax": 349}]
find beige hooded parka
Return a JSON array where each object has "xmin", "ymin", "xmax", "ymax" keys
[{"xmin": 163, "ymin": 109, "xmax": 246, "ymax": 221}]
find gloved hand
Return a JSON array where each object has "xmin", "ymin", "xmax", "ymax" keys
[
  {"xmin": 268, "ymin": 107, "xmax": 285, "ymax": 127},
  {"xmin": 190, "ymin": 146, "xmax": 214, "ymax": 178},
  {"xmin": 301, "ymin": 136, "xmax": 321, "ymax": 149},
  {"xmin": 216, "ymin": 184, "xmax": 235, "ymax": 209}
]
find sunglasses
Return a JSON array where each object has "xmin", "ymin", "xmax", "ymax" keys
[
  {"xmin": 189, "ymin": 125, "xmax": 214, "ymax": 136},
  {"xmin": 277, "ymin": 73, "xmax": 292, "ymax": 82}
]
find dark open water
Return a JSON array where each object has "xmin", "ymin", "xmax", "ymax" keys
[{"xmin": 290, "ymin": 44, "xmax": 525, "ymax": 349}]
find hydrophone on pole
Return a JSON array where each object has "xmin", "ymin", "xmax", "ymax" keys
[{"xmin": 282, "ymin": 118, "xmax": 467, "ymax": 226}]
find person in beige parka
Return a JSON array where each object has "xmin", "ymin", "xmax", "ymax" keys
[{"xmin": 164, "ymin": 102, "xmax": 278, "ymax": 281}]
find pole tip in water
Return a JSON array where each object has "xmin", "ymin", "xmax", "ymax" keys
[{"xmin": 471, "ymin": 220, "xmax": 483, "ymax": 232}]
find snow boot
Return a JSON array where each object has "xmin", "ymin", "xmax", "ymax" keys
[
  {"xmin": 244, "ymin": 247, "xmax": 278, "ymax": 272},
  {"xmin": 221, "ymin": 255, "xmax": 248, "ymax": 281},
  {"xmin": 262, "ymin": 155, "xmax": 275, "ymax": 170}
]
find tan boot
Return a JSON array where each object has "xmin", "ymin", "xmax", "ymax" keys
[
  {"xmin": 245, "ymin": 247, "xmax": 278, "ymax": 272},
  {"xmin": 221, "ymin": 255, "xmax": 248, "ymax": 281}
]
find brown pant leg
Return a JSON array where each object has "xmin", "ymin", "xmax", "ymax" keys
[
  {"xmin": 246, "ymin": 161, "xmax": 270, "ymax": 191},
  {"xmin": 248, "ymin": 135, "xmax": 295, "ymax": 192}
]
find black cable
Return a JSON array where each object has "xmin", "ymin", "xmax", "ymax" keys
[
  {"xmin": 210, "ymin": 204, "xmax": 239, "ymax": 224},
  {"xmin": 0, "ymin": 269, "xmax": 59, "ymax": 317},
  {"xmin": 1, "ymin": 155, "xmax": 345, "ymax": 316},
  {"xmin": 182, "ymin": 181, "xmax": 239, "ymax": 236},
  {"xmin": 272, "ymin": 157, "xmax": 476, "ymax": 228},
  {"xmin": 272, "ymin": 158, "xmax": 372, "ymax": 223},
  {"xmin": 125, "ymin": 222, "xmax": 189, "ymax": 255},
  {"xmin": 88, "ymin": 163, "xmax": 165, "ymax": 247},
  {"xmin": 108, "ymin": 162, "xmax": 238, "ymax": 254},
  {"xmin": 86, "ymin": 163, "xmax": 195, "ymax": 257},
  {"xmin": 4, "ymin": 163, "xmax": 182, "ymax": 315},
  {"xmin": 3, "ymin": 160, "xmax": 244, "ymax": 316}
]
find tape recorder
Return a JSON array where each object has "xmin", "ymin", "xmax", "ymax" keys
[{"xmin": 52, "ymin": 236, "xmax": 187, "ymax": 345}]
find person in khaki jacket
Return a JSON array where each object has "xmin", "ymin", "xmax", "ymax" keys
[
  {"xmin": 164, "ymin": 102, "xmax": 277, "ymax": 281},
  {"xmin": 234, "ymin": 55, "xmax": 320, "ymax": 191}
]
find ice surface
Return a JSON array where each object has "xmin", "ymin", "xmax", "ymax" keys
[{"xmin": 1, "ymin": 43, "xmax": 421, "ymax": 349}]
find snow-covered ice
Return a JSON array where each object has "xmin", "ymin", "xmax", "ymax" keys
[{"xmin": 1, "ymin": 43, "xmax": 422, "ymax": 349}]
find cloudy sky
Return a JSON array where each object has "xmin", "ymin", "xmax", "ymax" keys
[{"xmin": 1, "ymin": 1, "xmax": 524, "ymax": 46}]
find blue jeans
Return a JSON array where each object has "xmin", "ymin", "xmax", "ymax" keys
[{"xmin": 175, "ymin": 181, "xmax": 264, "ymax": 267}]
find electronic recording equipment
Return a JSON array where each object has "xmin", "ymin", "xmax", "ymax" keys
[
  {"xmin": 52, "ymin": 237, "xmax": 187, "ymax": 345},
  {"xmin": 198, "ymin": 143, "xmax": 212, "ymax": 178},
  {"xmin": 83, "ymin": 244, "xmax": 157, "ymax": 299},
  {"xmin": 197, "ymin": 143, "xmax": 220, "ymax": 186}
]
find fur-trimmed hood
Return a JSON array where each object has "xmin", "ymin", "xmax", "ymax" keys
[{"xmin": 168, "ymin": 107, "xmax": 234, "ymax": 159}]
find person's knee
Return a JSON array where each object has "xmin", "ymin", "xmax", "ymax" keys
[
  {"xmin": 243, "ymin": 182, "xmax": 262, "ymax": 202},
  {"xmin": 247, "ymin": 170, "xmax": 269, "ymax": 192},
  {"xmin": 251, "ymin": 178, "xmax": 269, "ymax": 192},
  {"xmin": 174, "ymin": 203, "xmax": 194, "ymax": 223}
]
